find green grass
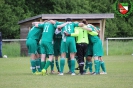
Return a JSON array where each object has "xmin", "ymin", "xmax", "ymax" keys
[
  {"xmin": 0, "ymin": 55, "xmax": 133, "ymax": 88},
  {"xmin": 2, "ymin": 42, "xmax": 20, "ymax": 57},
  {"xmin": 104, "ymin": 40, "xmax": 133, "ymax": 55},
  {"xmin": 2, "ymin": 40, "xmax": 133, "ymax": 57}
]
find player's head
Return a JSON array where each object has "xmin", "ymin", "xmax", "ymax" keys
[
  {"xmin": 65, "ymin": 18, "xmax": 72, "ymax": 22},
  {"xmin": 82, "ymin": 19, "xmax": 88, "ymax": 25}
]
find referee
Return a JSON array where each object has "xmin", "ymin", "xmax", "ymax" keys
[{"xmin": 64, "ymin": 19, "xmax": 98, "ymax": 75}]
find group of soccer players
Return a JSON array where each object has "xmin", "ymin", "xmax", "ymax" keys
[{"xmin": 26, "ymin": 18, "xmax": 107, "ymax": 76}]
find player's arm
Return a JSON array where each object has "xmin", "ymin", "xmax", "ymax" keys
[
  {"xmin": 88, "ymin": 31, "xmax": 98, "ymax": 36},
  {"xmin": 55, "ymin": 28, "xmax": 61, "ymax": 35},
  {"xmin": 32, "ymin": 22, "xmax": 40, "ymax": 26},
  {"xmin": 78, "ymin": 23, "xmax": 84, "ymax": 27},
  {"xmin": 81, "ymin": 26, "xmax": 92, "ymax": 32},
  {"xmin": 64, "ymin": 28, "xmax": 79, "ymax": 37},
  {"xmin": 49, "ymin": 20, "xmax": 56, "ymax": 24},
  {"xmin": 57, "ymin": 22, "xmax": 69, "ymax": 29},
  {"xmin": 89, "ymin": 24, "xmax": 99, "ymax": 33}
]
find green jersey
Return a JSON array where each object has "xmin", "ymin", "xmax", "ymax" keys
[
  {"xmin": 26, "ymin": 26, "xmax": 43, "ymax": 42},
  {"xmin": 61, "ymin": 22, "xmax": 79, "ymax": 34},
  {"xmin": 38, "ymin": 22, "xmax": 55, "ymax": 42},
  {"xmin": 87, "ymin": 25, "xmax": 99, "ymax": 43}
]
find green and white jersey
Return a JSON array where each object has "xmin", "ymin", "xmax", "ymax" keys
[
  {"xmin": 38, "ymin": 22, "xmax": 56, "ymax": 42},
  {"xmin": 61, "ymin": 22, "xmax": 79, "ymax": 34},
  {"xmin": 87, "ymin": 25, "xmax": 99, "ymax": 43},
  {"xmin": 26, "ymin": 26, "xmax": 43, "ymax": 42}
]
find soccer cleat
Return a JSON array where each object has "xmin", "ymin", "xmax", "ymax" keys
[
  {"xmin": 71, "ymin": 73, "xmax": 76, "ymax": 76},
  {"xmin": 58, "ymin": 73, "xmax": 64, "ymax": 76},
  {"xmin": 75, "ymin": 67, "xmax": 80, "ymax": 70},
  {"xmin": 51, "ymin": 70, "xmax": 55, "ymax": 74},
  {"xmin": 100, "ymin": 72, "xmax": 107, "ymax": 74},
  {"xmin": 33, "ymin": 71, "xmax": 42, "ymax": 75},
  {"xmin": 66, "ymin": 71, "xmax": 71, "ymax": 74},
  {"xmin": 91, "ymin": 72, "xmax": 100, "ymax": 75},
  {"xmin": 41, "ymin": 69, "xmax": 46, "ymax": 76}
]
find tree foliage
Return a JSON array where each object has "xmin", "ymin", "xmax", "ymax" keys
[{"xmin": 0, "ymin": 0, "xmax": 132, "ymax": 39}]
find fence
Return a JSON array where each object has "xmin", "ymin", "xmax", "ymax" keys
[{"xmin": 106, "ymin": 37, "xmax": 133, "ymax": 56}]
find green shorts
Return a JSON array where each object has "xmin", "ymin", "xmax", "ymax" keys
[
  {"xmin": 40, "ymin": 41, "xmax": 54, "ymax": 55},
  {"xmin": 60, "ymin": 37, "xmax": 77, "ymax": 54},
  {"xmin": 37, "ymin": 43, "xmax": 41, "ymax": 54},
  {"xmin": 26, "ymin": 38, "xmax": 38, "ymax": 54},
  {"xmin": 86, "ymin": 39, "xmax": 103, "ymax": 57}
]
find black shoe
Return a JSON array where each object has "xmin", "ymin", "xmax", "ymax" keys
[
  {"xmin": 91, "ymin": 72, "xmax": 100, "ymax": 75},
  {"xmin": 75, "ymin": 67, "xmax": 79, "ymax": 70}
]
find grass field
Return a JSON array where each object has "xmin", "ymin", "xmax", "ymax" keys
[{"xmin": 0, "ymin": 55, "xmax": 133, "ymax": 88}]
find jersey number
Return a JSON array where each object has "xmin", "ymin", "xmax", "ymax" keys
[
  {"xmin": 43, "ymin": 25, "xmax": 49, "ymax": 32},
  {"xmin": 65, "ymin": 25, "xmax": 71, "ymax": 32}
]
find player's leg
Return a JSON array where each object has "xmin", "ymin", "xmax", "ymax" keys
[
  {"xmin": 59, "ymin": 53, "xmax": 66, "ymax": 75},
  {"xmin": 84, "ymin": 56, "xmax": 93, "ymax": 74},
  {"xmin": 92, "ymin": 41, "xmax": 101, "ymax": 75},
  {"xmin": 59, "ymin": 41, "xmax": 67, "ymax": 75},
  {"xmin": 35, "ymin": 54, "xmax": 42, "ymax": 72},
  {"xmin": 41, "ymin": 42, "xmax": 54, "ymax": 75},
  {"xmin": 76, "ymin": 43, "xmax": 84, "ymax": 75},
  {"xmin": 69, "ymin": 39, "xmax": 77, "ymax": 75},
  {"xmin": 35, "ymin": 45, "xmax": 42, "ymax": 72},
  {"xmin": 40, "ymin": 44, "xmax": 46, "ymax": 70},
  {"xmin": 26, "ymin": 39, "xmax": 38, "ymax": 74},
  {"xmin": 54, "ymin": 46, "xmax": 60, "ymax": 73},
  {"xmin": 99, "ymin": 57, "xmax": 107, "ymax": 74},
  {"xmin": 55, "ymin": 56, "xmax": 60, "ymax": 73},
  {"xmin": 50, "ymin": 59, "xmax": 54, "ymax": 73},
  {"xmin": 84, "ymin": 43, "xmax": 93, "ymax": 74},
  {"xmin": 66, "ymin": 52, "xmax": 71, "ymax": 73},
  {"xmin": 30, "ymin": 54, "xmax": 37, "ymax": 74},
  {"xmin": 70, "ymin": 53, "xmax": 76, "ymax": 75}
]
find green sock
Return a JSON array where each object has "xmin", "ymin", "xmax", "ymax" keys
[
  {"xmin": 70, "ymin": 59, "xmax": 75, "ymax": 73},
  {"xmin": 35, "ymin": 59, "xmax": 41, "ymax": 72},
  {"xmin": 60, "ymin": 58, "xmax": 65, "ymax": 73},
  {"xmin": 88, "ymin": 62, "xmax": 93, "ymax": 73},
  {"xmin": 41, "ymin": 61, "xmax": 46, "ymax": 70},
  {"xmin": 100, "ymin": 61, "xmax": 106, "ymax": 72},
  {"xmin": 75, "ymin": 56, "xmax": 79, "ymax": 63},
  {"xmin": 50, "ymin": 60, "xmax": 54, "ymax": 71},
  {"xmin": 44, "ymin": 60, "xmax": 51, "ymax": 70},
  {"xmin": 84, "ymin": 61, "xmax": 89, "ymax": 73},
  {"xmin": 67, "ymin": 59, "xmax": 71, "ymax": 72},
  {"xmin": 55, "ymin": 60, "xmax": 60, "ymax": 72},
  {"xmin": 39, "ymin": 58, "xmax": 41, "ymax": 69},
  {"xmin": 94, "ymin": 60, "xmax": 100, "ymax": 74},
  {"xmin": 30, "ymin": 59, "xmax": 36, "ymax": 73}
]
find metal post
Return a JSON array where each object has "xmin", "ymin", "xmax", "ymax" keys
[{"xmin": 106, "ymin": 38, "xmax": 108, "ymax": 56}]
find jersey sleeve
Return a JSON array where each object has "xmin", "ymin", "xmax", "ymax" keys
[
  {"xmin": 54, "ymin": 21, "xmax": 64, "ymax": 28},
  {"xmin": 74, "ymin": 22, "xmax": 79, "ymax": 27},
  {"xmin": 38, "ymin": 23, "xmax": 44, "ymax": 29},
  {"xmin": 71, "ymin": 27, "xmax": 79, "ymax": 37},
  {"xmin": 88, "ymin": 31, "xmax": 98, "ymax": 36}
]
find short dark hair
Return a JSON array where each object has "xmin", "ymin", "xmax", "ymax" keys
[
  {"xmin": 65, "ymin": 18, "xmax": 72, "ymax": 22},
  {"xmin": 82, "ymin": 19, "xmax": 88, "ymax": 25}
]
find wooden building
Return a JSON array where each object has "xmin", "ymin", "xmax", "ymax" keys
[{"xmin": 18, "ymin": 14, "xmax": 114, "ymax": 56}]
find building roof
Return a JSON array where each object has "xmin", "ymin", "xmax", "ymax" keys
[{"xmin": 18, "ymin": 13, "xmax": 114, "ymax": 24}]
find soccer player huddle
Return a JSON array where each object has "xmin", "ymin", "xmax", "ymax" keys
[{"xmin": 26, "ymin": 18, "xmax": 107, "ymax": 76}]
